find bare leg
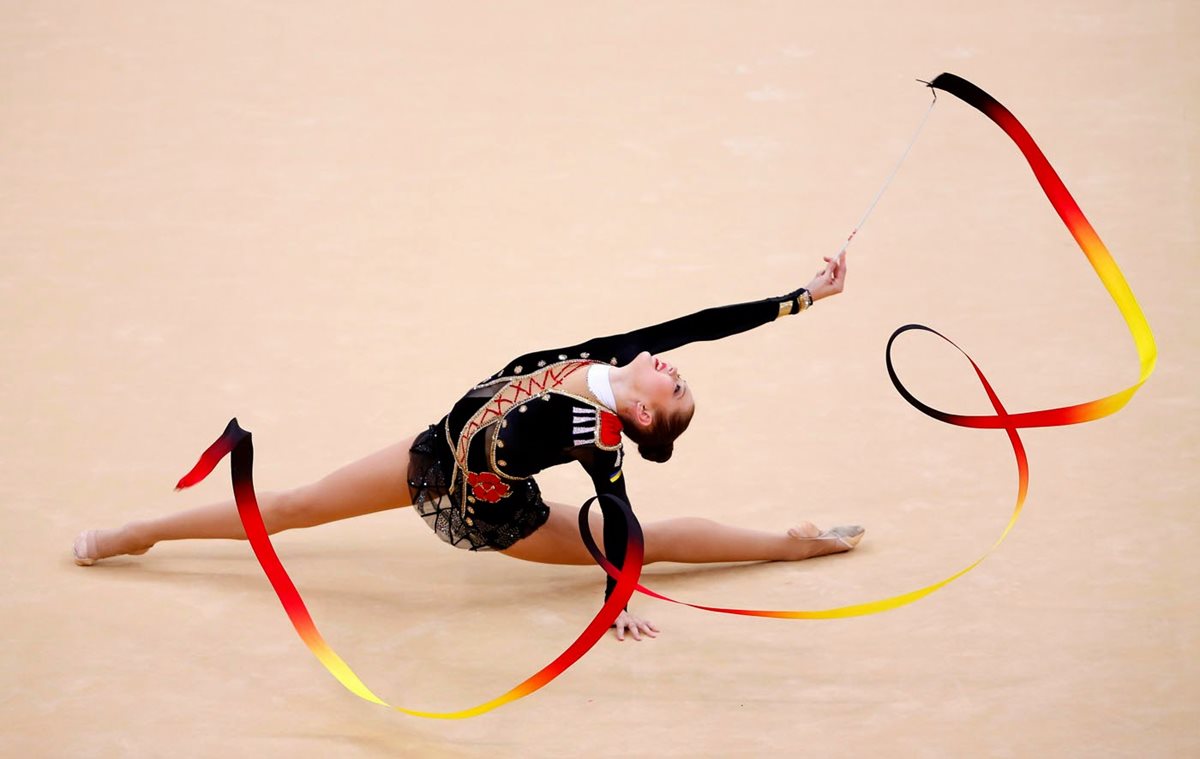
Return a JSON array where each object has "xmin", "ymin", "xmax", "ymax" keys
[
  {"xmin": 74, "ymin": 436, "xmax": 419, "ymax": 563},
  {"xmin": 501, "ymin": 500, "xmax": 863, "ymax": 566}
]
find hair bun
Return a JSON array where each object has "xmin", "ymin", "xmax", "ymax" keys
[{"xmin": 637, "ymin": 441, "xmax": 673, "ymax": 464}]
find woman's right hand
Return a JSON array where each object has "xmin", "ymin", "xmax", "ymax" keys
[{"xmin": 804, "ymin": 251, "xmax": 848, "ymax": 302}]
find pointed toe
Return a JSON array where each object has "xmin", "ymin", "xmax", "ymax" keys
[{"xmin": 73, "ymin": 530, "xmax": 97, "ymax": 566}]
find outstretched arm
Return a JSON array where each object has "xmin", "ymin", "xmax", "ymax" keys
[
  {"xmin": 568, "ymin": 253, "xmax": 849, "ymax": 365},
  {"xmin": 491, "ymin": 254, "xmax": 847, "ymax": 379}
]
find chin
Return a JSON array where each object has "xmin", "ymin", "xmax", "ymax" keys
[{"xmin": 635, "ymin": 351, "xmax": 655, "ymax": 373}]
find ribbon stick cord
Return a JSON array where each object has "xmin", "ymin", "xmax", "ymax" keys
[{"xmin": 836, "ymin": 85, "xmax": 938, "ymax": 256}]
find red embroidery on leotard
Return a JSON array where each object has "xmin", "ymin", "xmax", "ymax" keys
[{"xmin": 454, "ymin": 361, "xmax": 587, "ymax": 469}]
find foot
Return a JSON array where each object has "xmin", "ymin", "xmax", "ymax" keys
[
  {"xmin": 785, "ymin": 521, "xmax": 864, "ymax": 560},
  {"xmin": 72, "ymin": 526, "xmax": 153, "ymax": 566}
]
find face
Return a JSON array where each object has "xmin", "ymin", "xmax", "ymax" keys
[{"xmin": 629, "ymin": 351, "xmax": 695, "ymax": 429}]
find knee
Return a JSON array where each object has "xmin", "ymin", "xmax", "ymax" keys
[{"xmin": 269, "ymin": 486, "xmax": 320, "ymax": 532}]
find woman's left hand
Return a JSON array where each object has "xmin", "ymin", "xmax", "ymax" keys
[{"xmin": 612, "ymin": 610, "xmax": 660, "ymax": 641}]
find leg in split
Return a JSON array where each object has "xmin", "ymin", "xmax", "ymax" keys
[
  {"xmin": 74, "ymin": 435, "xmax": 420, "ymax": 563},
  {"xmin": 500, "ymin": 500, "xmax": 863, "ymax": 566}
]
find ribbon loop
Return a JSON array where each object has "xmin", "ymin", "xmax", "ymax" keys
[{"xmin": 580, "ymin": 73, "xmax": 1154, "ymax": 622}]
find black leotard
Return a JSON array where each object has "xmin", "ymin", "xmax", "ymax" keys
[{"xmin": 408, "ymin": 287, "xmax": 810, "ymax": 602}]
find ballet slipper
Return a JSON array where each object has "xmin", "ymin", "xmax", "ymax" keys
[
  {"xmin": 820, "ymin": 524, "xmax": 865, "ymax": 549},
  {"xmin": 787, "ymin": 523, "xmax": 865, "ymax": 552},
  {"xmin": 73, "ymin": 530, "xmax": 99, "ymax": 566},
  {"xmin": 73, "ymin": 529, "xmax": 149, "ymax": 565}
]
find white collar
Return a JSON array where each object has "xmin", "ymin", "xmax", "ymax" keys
[{"xmin": 586, "ymin": 363, "xmax": 617, "ymax": 413}]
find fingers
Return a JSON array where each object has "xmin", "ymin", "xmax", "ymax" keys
[
  {"xmin": 633, "ymin": 620, "xmax": 656, "ymax": 640},
  {"xmin": 825, "ymin": 254, "xmax": 844, "ymax": 279},
  {"xmin": 804, "ymin": 251, "xmax": 849, "ymax": 302},
  {"xmin": 826, "ymin": 252, "xmax": 847, "ymax": 289},
  {"xmin": 625, "ymin": 620, "xmax": 658, "ymax": 641},
  {"xmin": 806, "ymin": 250, "xmax": 850, "ymax": 301},
  {"xmin": 616, "ymin": 615, "xmax": 638, "ymax": 641},
  {"xmin": 616, "ymin": 619, "xmax": 641, "ymax": 641},
  {"xmin": 613, "ymin": 613, "xmax": 659, "ymax": 641}
]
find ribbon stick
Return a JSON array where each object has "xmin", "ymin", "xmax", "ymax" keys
[
  {"xmin": 585, "ymin": 72, "xmax": 1155, "ymax": 619},
  {"xmin": 176, "ymin": 419, "xmax": 644, "ymax": 719},
  {"xmin": 835, "ymin": 86, "xmax": 938, "ymax": 258}
]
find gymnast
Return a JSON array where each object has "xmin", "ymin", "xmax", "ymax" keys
[{"xmin": 73, "ymin": 252, "xmax": 860, "ymax": 641}]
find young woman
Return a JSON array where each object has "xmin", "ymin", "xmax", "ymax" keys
[{"xmin": 73, "ymin": 253, "xmax": 860, "ymax": 641}]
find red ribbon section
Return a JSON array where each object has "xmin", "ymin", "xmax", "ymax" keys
[{"xmin": 177, "ymin": 419, "xmax": 643, "ymax": 718}]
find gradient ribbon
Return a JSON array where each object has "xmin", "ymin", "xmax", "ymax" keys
[
  {"xmin": 175, "ymin": 419, "xmax": 644, "ymax": 719},
  {"xmin": 584, "ymin": 72, "xmax": 1155, "ymax": 619},
  {"xmin": 900, "ymin": 73, "xmax": 1156, "ymax": 425},
  {"xmin": 178, "ymin": 72, "xmax": 1155, "ymax": 714}
]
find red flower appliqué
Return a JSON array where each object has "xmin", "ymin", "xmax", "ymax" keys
[{"xmin": 467, "ymin": 471, "xmax": 510, "ymax": 503}]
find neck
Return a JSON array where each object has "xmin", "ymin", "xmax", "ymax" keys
[{"xmin": 608, "ymin": 363, "xmax": 635, "ymax": 418}]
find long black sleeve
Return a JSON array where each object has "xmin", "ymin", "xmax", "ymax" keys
[
  {"xmin": 500, "ymin": 288, "xmax": 810, "ymax": 376},
  {"xmin": 596, "ymin": 465, "xmax": 632, "ymax": 604},
  {"xmin": 593, "ymin": 288, "xmax": 807, "ymax": 363},
  {"xmin": 574, "ymin": 446, "xmax": 632, "ymax": 604},
  {"xmin": 493, "ymin": 289, "xmax": 809, "ymax": 383}
]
